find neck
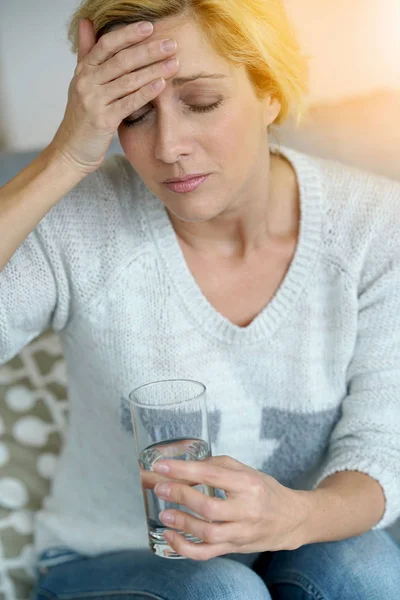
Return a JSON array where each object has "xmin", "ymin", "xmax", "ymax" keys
[{"xmin": 168, "ymin": 151, "xmax": 300, "ymax": 260}]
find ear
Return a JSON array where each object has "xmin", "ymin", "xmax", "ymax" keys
[{"xmin": 263, "ymin": 95, "xmax": 281, "ymax": 127}]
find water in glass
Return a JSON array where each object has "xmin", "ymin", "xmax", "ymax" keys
[{"xmin": 139, "ymin": 437, "xmax": 214, "ymax": 558}]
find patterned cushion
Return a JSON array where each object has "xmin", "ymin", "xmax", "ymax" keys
[{"xmin": 0, "ymin": 331, "xmax": 67, "ymax": 600}]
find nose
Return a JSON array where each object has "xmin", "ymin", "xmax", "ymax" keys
[{"xmin": 154, "ymin": 111, "xmax": 192, "ymax": 164}]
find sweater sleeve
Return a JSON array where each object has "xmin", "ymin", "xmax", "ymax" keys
[
  {"xmin": 0, "ymin": 221, "xmax": 70, "ymax": 365},
  {"xmin": 0, "ymin": 155, "xmax": 131, "ymax": 366},
  {"xmin": 313, "ymin": 225, "xmax": 400, "ymax": 529}
]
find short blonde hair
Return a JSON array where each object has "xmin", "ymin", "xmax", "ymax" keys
[{"xmin": 67, "ymin": 0, "xmax": 309, "ymax": 125}]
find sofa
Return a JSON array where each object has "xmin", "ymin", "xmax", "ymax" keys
[{"xmin": 1, "ymin": 97, "xmax": 400, "ymax": 599}]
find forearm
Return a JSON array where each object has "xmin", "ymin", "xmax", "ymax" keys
[
  {"xmin": 298, "ymin": 471, "xmax": 386, "ymax": 546},
  {"xmin": 0, "ymin": 144, "xmax": 86, "ymax": 271}
]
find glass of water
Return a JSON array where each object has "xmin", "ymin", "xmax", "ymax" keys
[{"xmin": 129, "ymin": 379, "xmax": 214, "ymax": 559}]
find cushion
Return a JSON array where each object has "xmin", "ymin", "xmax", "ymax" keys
[{"xmin": 0, "ymin": 331, "xmax": 67, "ymax": 600}]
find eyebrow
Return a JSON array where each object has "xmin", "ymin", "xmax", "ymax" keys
[{"xmin": 171, "ymin": 73, "xmax": 228, "ymax": 87}]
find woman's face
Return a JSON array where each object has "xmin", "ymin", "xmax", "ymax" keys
[{"xmin": 118, "ymin": 15, "xmax": 280, "ymax": 223}]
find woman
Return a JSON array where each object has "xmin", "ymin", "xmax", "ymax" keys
[{"xmin": 1, "ymin": 0, "xmax": 400, "ymax": 598}]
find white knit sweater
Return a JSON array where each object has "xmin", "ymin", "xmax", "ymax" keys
[{"xmin": 1, "ymin": 145, "xmax": 400, "ymax": 559}]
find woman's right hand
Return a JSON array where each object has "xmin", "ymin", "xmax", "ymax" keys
[{"xmin": 50, "ymin": 19, "xmax": 179, "ymax": 175}]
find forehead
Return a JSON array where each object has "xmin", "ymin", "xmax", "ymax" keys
[
  {"xmin": 142, "ymin": 15, "xmax": 234, "ymax": 76},
  {"xmin": 152, "ymin": 16, "xmax": 212, "ymax": 48}
]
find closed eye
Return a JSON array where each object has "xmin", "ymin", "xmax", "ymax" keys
[{"xmin": 122, "ymin": 99, "xmax": 224, "ymax": 127}]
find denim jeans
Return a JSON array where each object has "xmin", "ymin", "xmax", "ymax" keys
[{"xmin": 33, "ymin": 530, "xmax": 400, "ymax": 600}]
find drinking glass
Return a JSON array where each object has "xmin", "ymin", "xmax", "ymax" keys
[{"xmin": 129, "ymin": 379, "xmax": 214, "ymax": 558}]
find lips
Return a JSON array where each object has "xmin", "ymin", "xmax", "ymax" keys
[
  {"xmin": 163, "ymin": 173, "xmax": 208, "ymax": 183},
  {"xmin": 163, "ymin": 174, "xmax": 210, "ymax": 193}
]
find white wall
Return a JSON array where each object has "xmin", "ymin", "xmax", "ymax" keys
[
  {"xmin": 0, "ymin": 0, "xmax": 79, "ymax": 152},
  {"xmin": 285, "ymin": 0, "xmax": 400, "ymax": 105},
  {"xmin": 1, "ymin": 0, "xmax": 399, "ymax": 152}
]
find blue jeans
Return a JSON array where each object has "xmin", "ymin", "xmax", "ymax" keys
[{"xmin": 33, "ymin": 530, "xmax": 400, "ymax": 599}]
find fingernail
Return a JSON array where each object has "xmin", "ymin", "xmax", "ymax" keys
[
  {"xmin": 160, "ymin": 511, "xmax": 175, "ymax": 524},
  {"xmin": 153, "ymin": 462, "xmax": 170, "ymax": 474},
  {"xmin": 161, "ymin": 38, "xmax": 177, "ymax": 52},
  {"xmin": 164, "ymin": 57, "xmax": 179, "ymax": 72},
  {"xmin": 138, "ymin": 21, "xmax": 153, "ymax": 34},
  {"xmin": 152, "ymin": 78, "xmax": 165, "ymax": 92},
  {"xmin": 155, "ymin": 483, "xmax": 171, "ymax": 497},
  {"xmin": 164, "ymin": 531, "xmax": 174, "ymax": 543}
]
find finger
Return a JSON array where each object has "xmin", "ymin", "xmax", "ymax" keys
[
  {"xmin": 155, "ymin": 482, "xmax": 244, "ymax": 522},
  {"xmin": 96, "ymin": 37, "xmax": 177, "ymax": 86},
  {"xmin": 140, "ymin": 470, "xmax": 172, "ymax": 490},
  {"xmin": 207, "ymin": 455, "xmax": 245, "ymax": 471},
  {"xmin": 87, "ymin": 21, "xmax": 154, "ymax": 67},
  {"xmin": 160, "ymin": 509, "xmax": 244, "ymax": 546},
  {"xmin": 110, "ymin": 77, "xmax": 167, "ymax": 122},
  {"xmin": 102, "ymin": 56, "xmax": 179, "ymax": 106},
  {"xmin": 77, "ymin": 19, "xmax": 96, "ymax": 64},
  {"xmin": 164, "ymin": 530, "xmax": 234, "ymax": 561},
  {"xmin": 140, "ymin": 468, "xmax": 194, "ymax": 490},
  {"xmin": 153, "ymin": 459, "xmax": 248, "ymax": 494}
]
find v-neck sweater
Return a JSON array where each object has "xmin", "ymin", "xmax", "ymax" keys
[{"xmin": 1, "ymin": 144, "xmax": 400, "ymax": 560}]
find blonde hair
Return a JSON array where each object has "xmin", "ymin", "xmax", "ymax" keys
[{"xmin": 67, "ymin": 0, "xmax": 309, "ymax": 125}]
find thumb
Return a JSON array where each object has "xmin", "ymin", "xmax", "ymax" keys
[{"xmin": 77, "ymin": 18, "xmax": 96, "ymax": 63}]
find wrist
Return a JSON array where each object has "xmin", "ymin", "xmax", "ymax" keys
[
  {"xmin": 293, "ymin": 488, "xmax": 329, "ymax": 547},
  {"xmin": 275, "ymin": 488, "xmax": 316, "ymax": 551},
  {"xmin": 44, "ymin": 142, "xmax": 91, "ymax": 179}
]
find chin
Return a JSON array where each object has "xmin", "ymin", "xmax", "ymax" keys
[
  {"xmin": 159, "ymin": 190, "xmax": 226, "ymax": 223},
  {"xmin": 164, "ymin": 200, "xmax": 226, "ymax": 223}
]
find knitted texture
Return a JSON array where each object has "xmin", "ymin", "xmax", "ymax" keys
[{"xmin": 1, "ymin": 145, "xmax": 400, "ymax": 561}]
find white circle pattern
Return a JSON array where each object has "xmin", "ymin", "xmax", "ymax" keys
[
  {"xmin": 5, "ymin": 386, "xmax": 37, "ymax": 412},
  {"xmin": 13, "ymin": 416, "xmax": 50, "ymax": 447},
  {"xmin": 0, "ymin": 477, "xmax": 29, "ymax": 509},
  {"xmin": 37, "ymin": 453, "xmax": 58, "ymax": 479},
  {"xmin": 10, "ymin": 510, "xmax": 34, "ymax": 535}
]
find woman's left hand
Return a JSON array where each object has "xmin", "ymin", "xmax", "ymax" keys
[{"xmin": 153, "ymin": 455, "xmax": 309, "ymax": 560}]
